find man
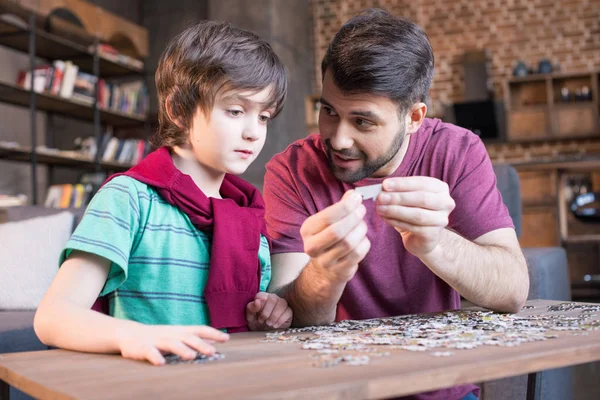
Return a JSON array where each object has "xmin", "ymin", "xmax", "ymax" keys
[{"xmin": 263, "ymin": 8, "xmax": 529, "ymax": 400}]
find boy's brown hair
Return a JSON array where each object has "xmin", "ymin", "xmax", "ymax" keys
[{"xmin": 154, "ymin": 21, "xmax": 288, "ymax": 147}]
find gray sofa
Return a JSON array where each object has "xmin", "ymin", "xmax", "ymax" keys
[
  {"xmin": 0, "ymin": 206, "xmax": 84, "ymax": 400},
  {"xmin": 479, "ymin": 164, "xmax": 573, "ymax": 400},
  {"xmin": 0, "ymin": 166, "xmax": 572, "ymax": 400}
]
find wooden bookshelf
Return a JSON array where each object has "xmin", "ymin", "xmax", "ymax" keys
[
  {"xmin": 0, "ymin": 17, "xmax": 143, "ymax": 77},
  {"xmin": 0, "ymin": 143, "xmax": 131, "ymax": 171}
]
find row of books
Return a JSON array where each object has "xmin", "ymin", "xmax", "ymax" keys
[
  {"xmin": 44, "ymin": 183, "xmax": 94, "ymax": 209},
  {"xmin": 75, "ymin": 132, "xmax": 150, "ymax": 165},
  {"xmin": 16, "ymin": 60, "xmax": 148, "ymax": 117}
]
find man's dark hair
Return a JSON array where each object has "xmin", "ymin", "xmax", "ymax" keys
[
  {"xmin": 154, "ymin": 20, "xmax": 288, "ymax": 147},
  {"xmin": 321, "ymin": 8, "xmax": 434, "ymax": 113}
]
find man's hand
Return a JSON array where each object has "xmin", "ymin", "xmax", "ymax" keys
[
  {"xmin": 376, "ymin": 177, "xmax": 455, "ymax": 258},
  {"xmin": 299, "ymin": 190, "xmax": 370, "ymax": 284},
  {"xmin": 117, "ymin": 324, "xmax": 229, "ymax": 366},
  {"xmin": 246, "ymin": 292, "xmax": 293, "ymax": 330}
]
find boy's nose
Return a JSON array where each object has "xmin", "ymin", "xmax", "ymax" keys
[{"xmin": 243, "ymin": 122, "xmax": 262, "ymax": 141}]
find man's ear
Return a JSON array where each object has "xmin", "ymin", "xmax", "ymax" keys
[
  {"xmin": 406, "ymin": 102, "xmax": 427, "ymax": 134},
  {"xmin": 165, "ymin": 95, "xmax": 184, "ymax": 129}
]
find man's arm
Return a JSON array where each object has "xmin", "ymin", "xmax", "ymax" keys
[
  {"xmin": 422, "ymin": 228, "xmax": 528, "ymax": 313},
  {"xmin": 269, "ymin": 253, "xmax": 344, "ymax": 326},
  {"xmin": 267, "ymin": 190, "xmax": 370, "ymax": 326},
  {"xmin": 377, "ymin": 176, "xmax": 529, "ymax": 313}
]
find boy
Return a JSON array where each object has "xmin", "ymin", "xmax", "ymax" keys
[{"xmin": 34, "ymin": 20, "xmax": 291, "ymax": 366}]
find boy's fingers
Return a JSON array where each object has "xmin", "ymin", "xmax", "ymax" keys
[
  {"xmin": 274, "ymin": 307, "xmax": 293, "ymax": 329},
  {"xmin": 249, "ymin": 298, "xmax": 263, "ymax": 314},
  {"xmin": 258, "ymin": 296, "xmax": 278, "ymax": 324},
  {"xmin": 189, "ymin": 326, "xmax": 229, "ymax": 342},
  {"xmin": 254, "ymin": 292, "xmax": 269, "ymax": 301},
  {"xmin": 246, "ymin": 302, "xmax": 259, "ymax": 325},
  {"xmin": 267, "ymin": 300, "xmax": 289, "ymax": 326},
  {"xmin": 158, "ymin": 339, "xmax": 197, "ymax": 360},
  {"xmin": 183, "ymin": 335, "xmax": 215, "ymax": 356},
  {"xmin": 145, "ymin": 346, "xmax": 166, "ymax": 366}
]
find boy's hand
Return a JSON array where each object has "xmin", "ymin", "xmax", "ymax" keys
[
  {"xmin": 246, "ymin": 292, "xmax": 293, "ymax": 331},
  {"xmin": 117, "ymin": 324, "xmax": 229, "ymax": 366}
]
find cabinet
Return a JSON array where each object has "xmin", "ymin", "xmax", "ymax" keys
[
  {"xmin": 506, "ymin": 72, "xmax": 599, "ymax": 141},
  {"xmin": 515, "ymin": 161, "xmax": 600, "ymax": 290}
]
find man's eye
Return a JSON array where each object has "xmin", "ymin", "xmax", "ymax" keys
[
  {"xmin": 356, "ymin": 118, "xmax": 372, "ymax": 127},
  {"xmin": 323, "ymin": 107, "xmax": 337, "ymax": 116}
]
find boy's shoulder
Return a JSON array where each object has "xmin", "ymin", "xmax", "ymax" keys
[{"xmin": 102, "ymin": 175, "xmax": 155, "ymax": 194}]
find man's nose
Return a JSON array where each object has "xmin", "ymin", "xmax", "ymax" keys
[{"xmin": 328, "ymin": 123, "xmax": 354, "ymax": 150}]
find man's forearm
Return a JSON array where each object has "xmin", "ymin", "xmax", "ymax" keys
[
  {"xmin": 276, "ymin": 262, "xmax": 347, "ymax": 327},
  {"xmin": 420, "ymin": 229, "xmax": 529, "ymax": 313}
]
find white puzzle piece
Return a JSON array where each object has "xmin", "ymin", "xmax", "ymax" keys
[{"xmin": 355, "ymin": 184, "xmax": 382, "ymax": 201}]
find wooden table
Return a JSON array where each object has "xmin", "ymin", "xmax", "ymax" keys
[{"xmin": 2, "ymin": 299, "xmax": 600, "ymax": 400}]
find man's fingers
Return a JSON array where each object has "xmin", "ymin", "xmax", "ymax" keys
[
  {"xmin": 376, "ymin": 205, "xmax": 449, "ymax": 227},
  {"xmin": 380, "ymin": 217, "xmax": 439, "ymax": 235},
  {"xmin": 303, "ymin": 204, "xmax": 366, "ymax": 256},
  {"xmin": 323, "ymin": 220, "xmax": 368, "ymax": 262},
  {"xmin": 188, "ymin": 326, "xmax": 230, "ymax": 342},
  {"xmin": 377, "ymin": 191, "xmax": 455, "ymax": 211},
  {"xmin": 300, "ymin": 190, "xmax": 363, "ymax": 237},
  {"xmin": 383, "ymin": 177, "xmax": 449, "ymax": 193},
  {"xmin": 336, "ymin": 236, "xmax": 371, "ymax": 268}
]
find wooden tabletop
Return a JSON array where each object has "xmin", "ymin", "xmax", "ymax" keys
[{"xmin": 2, "ymin": 299, "xmax": 600, "ymax": 400}]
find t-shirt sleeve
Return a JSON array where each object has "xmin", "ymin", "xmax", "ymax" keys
[
  {"xmin": 448, "ymin": 136, "xmax": 515, "ymax": 241},
  {"xmin": 258, "ymin": 235, "xmax": 272, "ymax": 291},
  {"xmin": 263, "ymin": 155, "xmax": 309, "ymax": 254},
  {"xmin": 59, "ymin": 176, "xmax": 141, "ymax": 296}
]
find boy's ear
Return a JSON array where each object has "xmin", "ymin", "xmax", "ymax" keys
[{"xmin": 165, "ymin": 95, "xmax": 184, "ymax": 129}]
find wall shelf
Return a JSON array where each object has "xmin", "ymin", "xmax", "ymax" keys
[
  {"xmin": 0, "ymin": 144, "xmax": 131, "ymax": 171},
  {"xmin": 0, "ymin": 81, "xmax": 145, "ymax": 127}
]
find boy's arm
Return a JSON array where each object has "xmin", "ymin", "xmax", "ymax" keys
[
  {"xmin": 34, "ymin": 250, "xmax": 134, "ymax": 353},
  {"xmin": 34, "ymin": 251, "xmax": 228, "ymax": 365}
]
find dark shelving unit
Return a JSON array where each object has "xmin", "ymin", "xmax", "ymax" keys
[{"xmin": 0, "ymin": 13, "xmax": 147, "ymax": 204}]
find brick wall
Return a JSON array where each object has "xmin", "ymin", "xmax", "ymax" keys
[{"xmin": 311, "ymin": 0, "xmax": 600, "ymax": 111}]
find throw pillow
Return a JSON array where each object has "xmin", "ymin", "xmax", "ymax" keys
[{"xmin": 0, "ymin": 211, "xmax": 74, "ymax": 310}]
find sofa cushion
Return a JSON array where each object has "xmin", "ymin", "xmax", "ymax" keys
[
  {"xmin": 0, "ymin": 311, "xmax": 46, "ymax": 353},
  {"xmin": 0, "ymin": 211, "xmax": 74, "ymax": 310}
]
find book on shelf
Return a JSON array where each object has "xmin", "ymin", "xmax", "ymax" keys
[
  {"xmin": 44, "ymin": 183, "xmax": 93, "ymax": 209},
  {"xmin": 15, "ymin": 60, "xmax": 149, "ymax": 117},
  {"xmin": 76, "ymin": 131, "xmax": 150, "ymax": 166},
  {"xmin": 0, "ymin": 194, "xmax": 28, "ymax": 208}
]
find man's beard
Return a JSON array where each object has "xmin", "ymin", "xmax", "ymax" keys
[{"xmin": 323, "ymin": 126, "xmax": 406, "ymax": 183}]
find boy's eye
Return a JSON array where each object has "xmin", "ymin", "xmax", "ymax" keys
[
  {"xmin": 228, "ymin": 110, "xmax": 243, "ymax": 117},
  {"xmin": 259, "ymin": 115, "xmax": 270, "ymax": 123}
]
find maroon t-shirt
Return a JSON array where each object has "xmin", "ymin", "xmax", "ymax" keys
[{"xmin": 263, "ymin": 118, "xmax": 514, "ymax": 400}]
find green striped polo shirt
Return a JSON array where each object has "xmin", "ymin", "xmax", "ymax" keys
[{"xmin": 59, "ymin": 176, "xmax": 271, "ymax": 326}]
